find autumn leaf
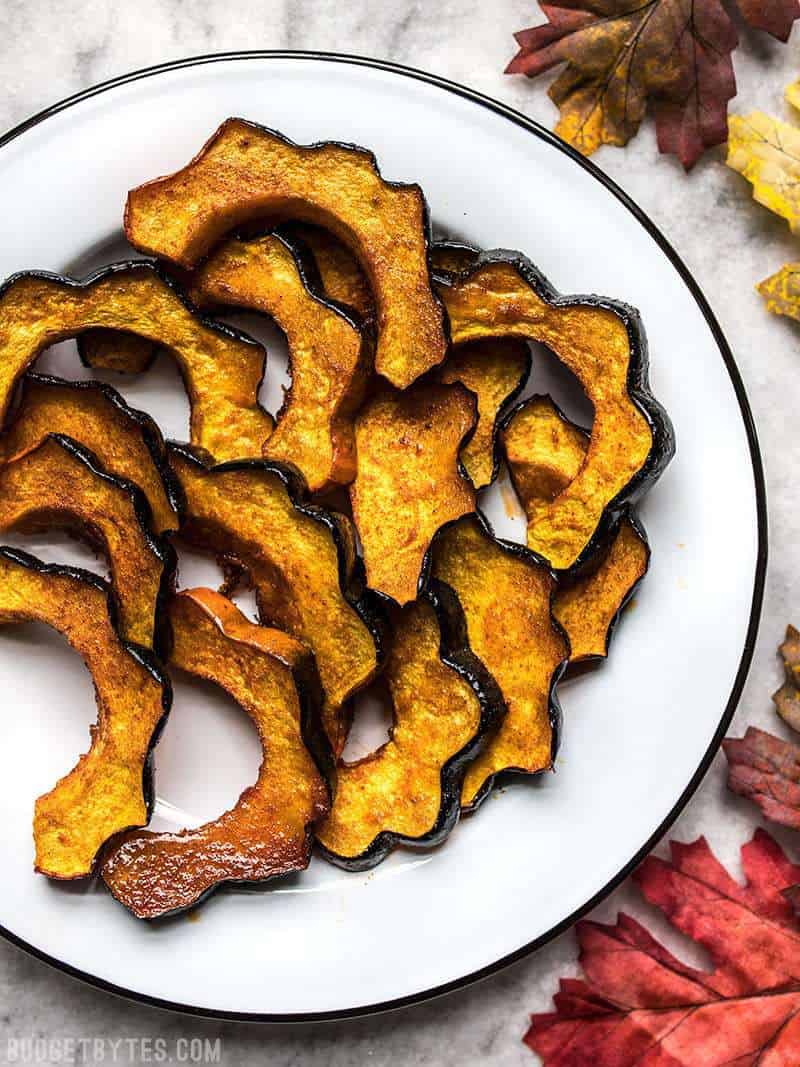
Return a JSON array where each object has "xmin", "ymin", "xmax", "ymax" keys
[
  {"xmin": 727, "ymin": 112, "xmax": 800, "ymax": 234},
  {"xmin": 525, "ymin": 830, "xmax": 800, "ymax": 1065},
  {"xmin": 506, "ymin": 1, "xmax": 799, "ymax": 171},
  {"xmin": 774, "ymin": 624, "xmax": 800, "ymax": 731},
  {"xmin": 724, "ymin": 726, "xmax": 800, "ymax": 829}
]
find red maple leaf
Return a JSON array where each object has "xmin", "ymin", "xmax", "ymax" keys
[
  {"xmin": 525, "ymin": 830, "xmax": 800, "ymax": 1065},
  {"xmin": 506, "ymin": 1, "xmax": 800, "ymax": 171}
]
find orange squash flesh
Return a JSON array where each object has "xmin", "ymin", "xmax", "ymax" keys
[
  {"xmin": 4, "ymin": 374, "xmax": 179, "ymax": 536},
  {"xmin": 429, "ymin": 514, "xmax": 568, "ymax": 810},
  {"xmin": 124, "ymin": 118, "xmax": 448, "ymax": 388},
  {"xmin": 438, "ymin": 254, "xmax": 657, "ymax": 571},
  {"xmin": 102, "ymin": 589, "xmax": 331, "ymax": 919},
  {"xmin": 350, "ymin": 383, "xmax": 477, "ymax": 605},
  {"xmin": 317, "ymin": 593, "xmax": 494, "ymax": 868},
  {"xmin": 79, "ymin": 328, "xmax": 155, "ymax": 375},
  {"xmin": 0, "ymin": 435, "xmax": 171, "ymax": 650},
  {"xmin": 438, "ymin": 338, "xmax": 530, "ymax": 489},
  {"xmin": 282, "ymin": 222, "xmax": 374, "ymax": 320},
  {"xmin": 0, "ymin": 549, "xmax": 170, "ymax": 879},
  {"xmin": 504, "ymin": 396, "xmax": 649, "ymax": 663},
  {"xmin": 190, "ymin": 232, "xmax": 371, "ymax": 491},
  {"xmin": 0, "ymin": 265, "xmax": 272, "ymax": 462},
  {"xmin": 168, "ymin": 446, "xmax": 380, "ymax": 753}
]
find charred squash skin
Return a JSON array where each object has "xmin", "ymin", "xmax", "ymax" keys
[
  {"xmin": 429, "ymin": 512, "xmax": 568, "ymax": 811},
  {"xmin": 0, "ymin": 434, "xmax": 174, "ymax": 652},
  {"xmin": 124, "ymin": 118, "xmax": 449, "ymax": 388},
  {"xmin": 190, "ymin": 231, "xmax": 373, "ymax": 492},
  {"xmin": 0, "ymin": 548, "xmax": 171, "ymax": 880},
  {"xmin": 434, "ymin": 250, "xmax": 674, "ymax": 572},
  {"xmin": 280, "ymin": 222, "xmax": 374, "ymax": 321},
  {"xmin": 317, "ymin": 581, "xmax": 504, "ymax": 871},
  {"xmin": 503, "ymin": 395, "xmax": 650, "ymax": 666},
  {"xmin": 167, "ymin": 444, "xmax": 383, "ymax": 755},
  {"xmin": 4, "ymin": 374, "xmax": 181, "ymax": 535},
  {"xmin": 0, "ymin": 263, "xmax": 273, "ymax": 462},
  {"xmin": 350, "ymin": 382, "xmax": 478, "ymax": 605},
  {"xmin": 102, "ymin": 589, "xmax": 332, "ymax": 920}
]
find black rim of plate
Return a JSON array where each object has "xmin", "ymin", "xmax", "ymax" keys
[{"xmin": 0, "ymin": 50, "xmax": 768, "ymax": 1024}]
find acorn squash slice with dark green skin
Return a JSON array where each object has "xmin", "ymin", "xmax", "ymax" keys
[
  {"xmin": 435, "ymin": 250, "xmax": 674, "ymax": 572},
  {"xmin": 0, "ymin": 434, "xmax": 173, "ymax": 651},
  {"xmin": 350, "ymin": 382, "xmax": 477, "ymax": 605},
  {"xmin": 190, "ymin": 231, "xmax": 373, "ymax": 492},
  {"xmin": 0, "ymin": 263, "xmax": 272, "ymax": 462},
  {"xmin": 429, "ymin": 513, "xmax": 568, "ymax": 811},
  {"xmin": 4, "ymin": 374, "xmax": 181, "ymax": 535},
  {"xmin": 102, "ymin": 588, "xmax": 332, "ymax": 919},
  {"xmin": 0, "ymin": 548, "xmax": 170, "ymax": 880},
  {"xmin": 124, "ymin": 118, "xmax": 448, "ymax": 389},
  {"xmin": 317, "ymin": 581, "xmax": 504, "ymax": 871},
  {"xmin": 503, "ymin": 395, "xmax": 650, "ymax": 665},
  {"xmin": 167, "ymin": 444, "xmax": 382, "ymax": 755}
]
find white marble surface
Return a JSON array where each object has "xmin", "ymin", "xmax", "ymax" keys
[{"xmin": 0, "ymin": 3, "xmax": 799, "ymax": 1064}]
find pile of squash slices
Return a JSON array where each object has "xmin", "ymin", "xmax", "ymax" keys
[{"xmin": 1, "ymin": 119, "xmax": 674, "ymax": 919}]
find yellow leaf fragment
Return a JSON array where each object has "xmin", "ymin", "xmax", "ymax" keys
[
  {"xmin": 757, "ymin": 263, "xmax": 800, "ymax": 321},
  {"xmin": 727, "ymin": 112, "xmax": 800, "ymax": 234}
]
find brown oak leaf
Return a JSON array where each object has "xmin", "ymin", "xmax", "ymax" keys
[
  {"xmin": 525, "ymin": 830, "xmax": 800, "ymax": 1065},
  {"xmin": 506, "ymin": 1, "xmax": 800, "ymax": 171}
]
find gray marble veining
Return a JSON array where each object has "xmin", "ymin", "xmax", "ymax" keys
[{"xmin": 0, "ymin": 4, "xmax": 799, "ymax": 1064}]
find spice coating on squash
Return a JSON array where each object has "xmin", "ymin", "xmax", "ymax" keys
[
  {"xmin": 0, "ymin": 549, "xmax": 170, "ymax": 879},
  {"xmin": 191, "ymin": 232, "xmax": 371, "ymax": 491},
  {"xmin": 281, "ymin": 222, "xmax": 374, "ymax": 320},
  {"xmin": 437, "ymin": 251, "xmax": 673, "ymax": 570},
  {"xmin": 4, "ymin": 374, "xmax": 180, "ymax": 535},
  {"xmin": 350, "ymin": 382, "xmax": 477, "ymax": 605},
  {"xmin": 0, "ymin": 264, "xmax": 272, "ymax": 462},
  {"xmin": 0, "ymin": 435, "xmax": 172, "ymax": 650},
  {"xmin": 438, "ymin": 338, "xmax": 530, "ymax": 488},
  {"xmin": 429, "ymin": 514, "xmax": 568, "ymax": 810},
  {"xmin": 168, "ymin": 446, "xmax": 380, "ymax": 753},
  {"xmin": 124, "ymin": 118, "xmax": 448, "ymax": 388},
  {"xmin": 102, "ymin": 589, "xmax": 331, "ymax": 919},
  {"xmin": 317, "ymin": 589, "xmax": 501, "ymax": 869},
  {"xmin": 505, "ymin": 396, "xmax": 649, "ymax": 663}
]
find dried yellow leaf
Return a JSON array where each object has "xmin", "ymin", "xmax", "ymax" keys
[{"xmin": 727, "ymin": 112, "xmax": 800, "ymax": 234}]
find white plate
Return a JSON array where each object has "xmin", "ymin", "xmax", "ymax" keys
[{"xmin": 0, "ymin": 53, "xmax": 765, "ymax": 1020}]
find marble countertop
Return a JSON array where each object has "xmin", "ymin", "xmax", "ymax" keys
[{"xmin": 1, "ymin": 4, "xmax": 799, "ymax": 1064}]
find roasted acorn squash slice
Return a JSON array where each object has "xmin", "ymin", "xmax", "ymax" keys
[
  {"xmin": 436, "ymin": 250, "xmax": 674, "ymax": 571},
  {"xmin": 281, "ymin": 222, "xmax": 374, "ymax": 321},
  {"xmin": 317, "ymin": 582, "xmax": 503, "ymax": 870},
  {"xmin": 190, "ymin": 232, "xmax": 372, "ymax": 491},
  {"xmin": 0, "ymin": 548, "xmax": 170, "ymax": 879},
  {"xmin": 438, "ymin": 338, "xmax": 530, "ymax": 489},
  {"xmin": 79, "ymin": 328, "xmax": 155, "ymax": 375},
  {"xmin": 168, "ymin": 445, "xmax": 381, "ymax": 753},
  {"xmin": 350, "ymin": 382, "xmax": 477, "ymax": 605},
  {"xmin": 0, "ymin": 434, "xmax": 172, "ymax": 650},
  {"xmin": 4, "ymin": 374, "xmax": 180, "ymax": 535},
  {"xmin": 429, "ymin": 514, "xmax": 568, "ymax": 810},
  {"xmin": 102, "ymin": 588, "xmax": 331, "ymax": 919},
  {"xmin": 0, "ymin": 264, "xmax": 272, "ymax": 461},
  {"xmin": 504, "ymin": 396, "xmax": 649, "ymax": 664},
  {"xmin": 124, "ymin": 118, "xmax": 448, "ymax": 388}
]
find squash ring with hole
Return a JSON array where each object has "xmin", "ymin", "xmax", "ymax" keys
[
  {"xmin": 4, "ymin": 373, "xmax": 181, "ymax": 535},
  {"xmin": 435, "ymin": 249, "xmax": 674, "ymax": 572},
  {"xmin": 317, "ymin": 580, "xmax": 504, "ymax": 871},
  {"xmin": 350, "ymin": 382, "xmax": 477, "ymax": 605},
  {"xmin": 0, "ymin": 434, "xmax": 174, "ymax": 651},
  {"xmin": 429, "ymin": 512, "xmax": 568, "ymax": 810},
  {"xmin": 0, "ymin": 547, "xmax": 171, "ymax": 879},
  {"xmin": 168, "ymin": 444, "xmax": 382, "ymax": 754},
  {"xmin": 0, "ymin": 263, "xmax": 273, "ymax": 462},
  {"xmin": 101, "ymin": 588, "xmax": 332, "ymax": 919},
  {"xmin": 503, "ymin": 395, "xmax": 650, "ymax": 666},
  {"xmin": 190, "ymin": 231, "xmax": 373, "ymax": 492},
  {"xmin": 123, "ymin": 118, "xmax": 448, "ymax": 388}
]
